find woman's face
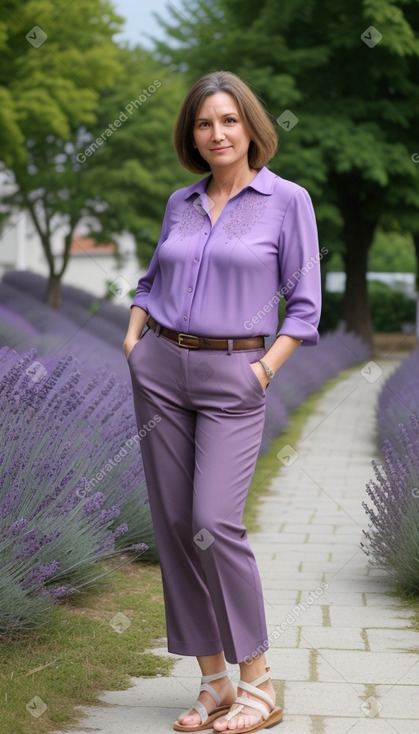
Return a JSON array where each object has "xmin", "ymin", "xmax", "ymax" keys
[{"xmin": 192, "ymin": 91, "xmax": 252, "ymax": 171}]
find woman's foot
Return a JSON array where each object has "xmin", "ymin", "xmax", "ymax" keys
[
  {"xmin": 213, "ymin": 673, "xmax": 277, "ymax": 731},
  {"xmin": 177, "ymin": 673, "xmax": 236, "ymax": 728}
]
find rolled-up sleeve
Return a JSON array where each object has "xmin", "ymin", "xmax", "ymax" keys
[
  {"xmin": 131, "ymin": 197, "xmax": 173, "ymax": 311},
  {"xmin": 276, "ymin": 188, "xmax": 322, "ymax": 345}
]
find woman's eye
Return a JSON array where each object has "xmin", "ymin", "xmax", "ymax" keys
[{"xmin": 225, "ymin": 118, "xmax": 237, "ymax": 123}]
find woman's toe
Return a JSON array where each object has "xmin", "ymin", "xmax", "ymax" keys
[
  {"xmin": 213, "ymin": 716, "xmax": 228, "ymax": 731},
  {"xmin": 178, "ymin": 712, "xmax": 199, "ymax": 726}
]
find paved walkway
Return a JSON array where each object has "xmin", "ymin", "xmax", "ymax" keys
[{"xmin": 55, "ymin": 357, "xmax": 419, "ymax": 733}]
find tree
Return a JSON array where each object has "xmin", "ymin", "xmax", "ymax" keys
[
  {"xmin": 75, "ymin": 48, "xmax": 194, "ymax": 267},
  {"xmin": 152, "ymin": 0, "xmax": 419, "ymax": 345},
  {"xmin": 0, "ymin": 0, "xmax": 125, "ymax": 306}
]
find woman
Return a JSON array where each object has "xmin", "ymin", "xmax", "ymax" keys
[{"xmin": 124, "ymin": 70, "xmax": 321, "ymax": 733}]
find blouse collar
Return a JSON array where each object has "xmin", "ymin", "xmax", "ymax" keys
[{"xmin": 184, "ymin": 166, "xmax": 276, "ymax": 200}]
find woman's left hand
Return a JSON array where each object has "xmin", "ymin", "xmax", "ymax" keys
[{"xmin": 249, "ymin": 361, "xmax": 270, "ymax": 391}]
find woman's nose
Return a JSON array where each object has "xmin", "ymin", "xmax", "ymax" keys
[{"xmin": 211, "ymin": 123, "xmax": 224, "ymax": 141}]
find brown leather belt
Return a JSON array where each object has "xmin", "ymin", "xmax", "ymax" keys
[{"xmin": 147, "ymin": 316, "xmax": 265, "ymax": 350}]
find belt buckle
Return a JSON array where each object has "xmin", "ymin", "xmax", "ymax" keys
[{"xmin": 178, "ymin": 332, "xmax": 200, "ymax": 348}]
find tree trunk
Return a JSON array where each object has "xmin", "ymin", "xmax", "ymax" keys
[
  {"xmin": 46, "ymin": 273, "xmax": 62, "ymax": 309},
  {"xmin": 341, "ymin": 224, "xmax": 375, "ymax": 346},
  {"xmin": 331, "ymin": 175, "xmax": 378, "ymax": 348}
]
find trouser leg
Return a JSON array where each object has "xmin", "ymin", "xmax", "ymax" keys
[
  {"xmin": 188, "ymin": 346, "xmax": 269, "ymax": 664},
  {"xmin": 128, "ymin": 328, "xmax": 223, "ymax": 656}
]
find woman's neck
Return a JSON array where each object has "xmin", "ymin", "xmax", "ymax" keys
[{"xmin": 206, "ymin": 164, "xmax": 259, "ymax": 199}]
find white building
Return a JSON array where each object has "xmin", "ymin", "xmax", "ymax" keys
[{"xmin": 0, "ymin": 208, "xmax": 143, "ymax": 308}]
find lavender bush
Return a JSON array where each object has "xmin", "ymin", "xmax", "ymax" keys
[
  {"xmin": 0, "ymin": 346, "xmax": 154, "ymax": 630},
  {"xmin": 362, "ymin": 348, "xmax": 419, "ymax": 593},
  {"xmin": 375, "ymin": 347, "xmax": 419, "ymax": 451},
  {"xmin": 362, "ymin": 418, "xmax": 419, "ymax": 593}
]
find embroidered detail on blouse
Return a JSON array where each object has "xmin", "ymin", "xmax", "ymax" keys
[
  {"xmin": 178, "ymin": 197, "xmax": 207, "ymax": 237},
  {"xmin": 223, "ymin": 190, "xmax": 268, "ymax": 240}
]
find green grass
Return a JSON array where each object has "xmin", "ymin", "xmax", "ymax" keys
[
  {"xmin": 397, "ymin": 593, "xmax": 419, "ymax": 632},
  {"xmin": 0, "ymin": 366, "xmax": 360, "ymax": 734},
  {"xmin": 0, "ymin": 559, "xmax": 172, "ymax": 734},
  {"xmin": 412, "ymin": 604, "xmax": 419, "ymax": 631}
]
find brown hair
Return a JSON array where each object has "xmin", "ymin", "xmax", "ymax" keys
[{"xmin": 173, "ymin": 71, "xmax": 278, "ymax": 173}]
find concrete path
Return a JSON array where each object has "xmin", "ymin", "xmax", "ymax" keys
[{"xmin": 54, "ymin": 357, "xmax": 419, "ymax": 733}]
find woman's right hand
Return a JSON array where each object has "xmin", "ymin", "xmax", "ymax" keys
[
  {"xmin": 123, "ymin": 307, "xmax": 150, "ymax": 359},
  {"xmin": 123, "ymin": 337, "xmax": 139, "ymax": 359}
]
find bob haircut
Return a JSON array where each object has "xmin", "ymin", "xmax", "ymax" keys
[{"xmin": 173, "ymin": 71, "xmax": 278, "ymax": 174}]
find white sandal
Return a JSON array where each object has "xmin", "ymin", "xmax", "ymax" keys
[
  {"xmin": 213, "ymin": 666, "xmax": 283, "ymax": 733},
  {"xmin": 173, "ymin": 669, "xmax": 233, "ymax": 732}
]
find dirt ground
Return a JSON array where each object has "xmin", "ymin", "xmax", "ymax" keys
[{"xmin": 373, "ymin": 332, "xmax": 417, "ymax": 355}]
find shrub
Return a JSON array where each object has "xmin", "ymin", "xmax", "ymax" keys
[
  {"xmin": 376, "ymin": 347, "xmax": 419, "ymax": 451},
  {"xmin": 0, "ymin": 347, "xmax": 154, "ymax": 631},
  {"xmin": 362, "ymin": 348, "xmax": 419, "ymax": 593},
  {"xmin": 362, "ymin": 418, "xmax": 419, "ymax": 593},
  {"xmin": 318, "ymin": 282, "xmax": 416, "ymax": 334}
]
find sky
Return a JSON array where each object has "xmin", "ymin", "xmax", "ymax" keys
[{"xmin": 112, "ymin": 0, "xmax": 180, "ymax": 49}]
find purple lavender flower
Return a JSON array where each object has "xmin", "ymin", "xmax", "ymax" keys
[
  {"xmin": 23, "ymin": 561, "xmax": 60, "ymax": 589},
  {"xmin": 114, "ymin": 523, "xmax": 128, "ymax": 537},
  {"xmin": 100, "ymin": 505, "xmax": 121, "ymax": 522},
  {"xmin": 362, "ymin": 348, "xmax": 419, "ymax": 592},
  {"xmin": 82, "ymin": 492, "xmax": 105, "ymax": 515}
]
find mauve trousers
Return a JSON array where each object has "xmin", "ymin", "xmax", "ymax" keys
[{"xmin": 127, "ymin": 323, "xmax": 269, "ymax": 664}]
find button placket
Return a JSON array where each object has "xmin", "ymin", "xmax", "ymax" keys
[{"xmin": 181, "ymin": 204, "xmax": 212, "ymax": 330}]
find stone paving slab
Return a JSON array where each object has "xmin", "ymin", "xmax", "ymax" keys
[
  {"xmin": 266, "ymin": 625, "xmax": 300, "ymax": 648},
  {"xmin": 298, "ymin": 627, "xmax": 368, "ymax": 650},
  {"xmin": 328, "ymin": 605, "xmax": 413, "ymax": 628},
  {"xmin": 323, "ymin": 718, "xmax": 419, "ymax": 733},
  {"xmin": 308, "ymin": 591, "xmax": 366, "ymax": 606},
  {"xmin": 283, "ymin": 681, "xmax": 365, "ymax": 717},
  {"xmin": 364, "ymin": 593, "xmax": 405, "ymax": 606},
  {"xmin": 317, "ymin": 650, "xmax": 419, "ymax": 684},
  {"xmin": 375, "ymin": 684, "xmax": 419, "ymax": 719},
  {"xmin": 366, "ymin": 628, "xmax": 419, "ymax": 652},
  {"xmin": 265, "ymin": 604, "xmax": 324, "ymax": 626}
]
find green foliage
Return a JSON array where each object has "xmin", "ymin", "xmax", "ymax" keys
[
  {"xmin": 0, "ymin": 3, "xmax": 193, "ymax": 300},
  {"xmin": 78, "ymin": 48, "xmax": 195, "ymax": 264},
  {"xmin": 0, "ymin": 0, "xmax": 124, "ymax": 167},
  {"xmin": 369, "ymin": 280, "xmax": 416, "ymax": 331},
  {"xmin": 369, "ymin": 231, "xmax": 416, "ymax": 272},
  {"xmin": 321, "ymin": 282, "xmax": 416, "ymax": 333}
]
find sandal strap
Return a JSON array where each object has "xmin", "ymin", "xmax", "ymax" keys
[
  {"xmin": 239, "ymin": 669, "xmax": 270, "ymax": 688},
  {"xmin": 185, "ymin": 669, "xmax": 228, "ymax": 723},
  {"xmin": 201, "ymin": 669, "xmax": 228, "ymax": 684},
  {"xmin": 237, "ymin": 674, "xmax": 274, "ymax": 710},
  {"xmin": 188, "ymin": 699, "xmax": 209, "ymax": 725},
  {"xmin": 234, "ymin": 694, "xmax": 270, "ymax": 721},
  {"xmin": 199, "ymin": 682, "xmax": 221, "ymax": 707}
]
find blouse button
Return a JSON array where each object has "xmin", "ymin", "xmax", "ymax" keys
[{"xmin": 188, "ymin": 287, "xmax": 192, "ymax": 292}]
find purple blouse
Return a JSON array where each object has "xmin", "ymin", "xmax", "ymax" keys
[{"xmin": 131, "ymin": 166, "xmax": 322, "ymax": 345}]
